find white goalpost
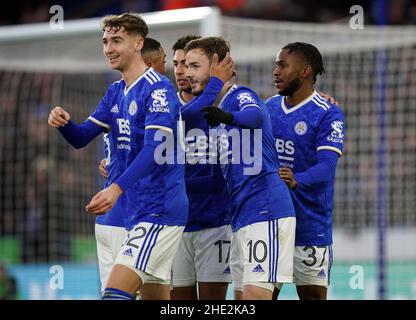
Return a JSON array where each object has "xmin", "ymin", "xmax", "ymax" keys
[{"xmin": 0, "ymin": 6, "xmax": 221, "ymax": 72}]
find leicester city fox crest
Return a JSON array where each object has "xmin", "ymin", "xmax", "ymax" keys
[
  {"xmin": 129, "ymin": 100, "xmax": 138, "ymax": 116},
  {"xmin": 295, "ymin": 121, "xmax": 307, "ymax": 135}
]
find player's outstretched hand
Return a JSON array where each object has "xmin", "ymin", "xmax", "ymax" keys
[
  {"xmin": 99, "ymin": 159, "xmax": 108, "ymax": 180},
  {"xmin": 319, "ymin": 91, "xmax": 339, "ymax": 106},
  {"xmin": 210, "ymin": 53, "xmax": 235, "ymax": 83},
  {"xmin": 48, "ymin": 106, "xmax": 70, "ymax": 128},
  {"xmin": 85, "ymin": 183, "xmax": 123, "ymax": 215},
  {"xmin": 278, "ymin": 167, "xmax": 298, "ymax": 189},
  {"xmin": 201, "ymin": 106, "xmax": 234, "ymax": 127}
]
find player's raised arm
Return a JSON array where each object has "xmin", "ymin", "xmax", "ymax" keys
[
  {"xmin": 201, "ymin": 88, "xmax": 264, "ymax": 129},
  {"xmin": 48, "ymin": 106, "xmax": 70, "ymax": 128},
  {"xmin": 48, "ymin": 105, "xmax": 107, "ymax": 149}
]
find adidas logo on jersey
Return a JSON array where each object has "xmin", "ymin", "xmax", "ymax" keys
[
  {"xmin": 122, "ymin": 248, "xmax": 133, "ymax": 257},
  {"xmin": 223, "ymin": 266, "xmax": 231, "ymax": 274},
  {"xmin": 317, "ymin": 269, "xmax": 326, "ymax": 278},
  {"xmin": 252, "ymin": 264, "xmax": 264, "ymax": 273},
  {"xmin": 111, "ymin": 104, "xmax": 119, "ymax": 113}
]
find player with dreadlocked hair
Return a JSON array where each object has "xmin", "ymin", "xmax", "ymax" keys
[{"xmin": 266, "ymin": 42, "xmax": 345, "ymax": 300}]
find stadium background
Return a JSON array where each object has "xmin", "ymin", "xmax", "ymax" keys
[{"xmin": 0, "ymin": 1, "xmax": 415, "ymax": 300}]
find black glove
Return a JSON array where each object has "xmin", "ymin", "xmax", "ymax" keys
[{"xmin": 201, "ymin": 106, "xmax": 234, "ymax": 127}]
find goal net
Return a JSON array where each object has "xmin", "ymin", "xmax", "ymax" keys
[{"xmin": 0, "ymin": 6, "xmax": 415, "ymax": 299}]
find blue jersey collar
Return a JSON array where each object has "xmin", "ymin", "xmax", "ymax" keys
[
  {"xmin": 281, "ymin": 90, "xmax": 317, "ymax": 114},
  {"xmin": 218, "ymin": 84, "xmax": 238, "ymax": 109},
  {"xmin": 123, "ymin": 67, "xmax": 153, "ymax": 96}
]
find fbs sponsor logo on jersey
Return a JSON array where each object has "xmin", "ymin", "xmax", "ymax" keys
[
  {"xmin": 327, "ymin": 120, "xmax": 344, "ymax": 143},
  {"xmin": 122, "ymin": 248, "xmax": 133, "ymax": 257},
  {"xmin": 150, "ymin": 88, "xmax": 169, "ymax": 113},
  {"xmin": 252, "ymin": 264, "xmax": 265, "ymax": 273}
]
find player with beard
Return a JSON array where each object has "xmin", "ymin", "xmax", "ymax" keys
[
  {"xmin": 184, "ymin": 37, "xmax": 296, "ymax": 300},
  {"xmin": 266, "ymin": 42, "xmax": 345, "ymax": 300},
  {"xmin": 171, "ymin": 35, "xmax": 233, "ymax": 300}
]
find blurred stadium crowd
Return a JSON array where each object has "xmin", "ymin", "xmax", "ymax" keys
[{"xmin": 0, "ymin": 0, "xmax": 415, "ymax": 26}]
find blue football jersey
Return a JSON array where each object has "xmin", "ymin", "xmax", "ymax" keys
[
  {"xmin": 213, "ymin": 85, "xmax": 295, "ymax": 231},
  {"xmin": 179, "ymin": 92, "xmax": 232, "ymax": 232},
  {"xmin": 89, "ymin": 68, "xmax": 188, "ymax": 231},
  {"xmin": 95, "ymin": 133, "xmax": 127, "ymax": 228},
  {"xmin": 266, "ymin": 90, "xmax": 345, "ymax": 246}
]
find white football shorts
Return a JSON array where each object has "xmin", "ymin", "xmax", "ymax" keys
[
  {"xmin": 115, "ymin": 222, "xmax": 184, "ymax": 283},
  {"xmin": 95, "ymin": 223, "xmax": 127, "ymax": 292},
  {"xmin": 293, "ymin": 245, "xmax": 333, "ymax": 287},
  {"xmin": 230, "ymin": 217, "xmax": 296, "ymax": 292},
  {"xmin": 172, "ymin": 224, "xmax": 232, "ymax": 287}
]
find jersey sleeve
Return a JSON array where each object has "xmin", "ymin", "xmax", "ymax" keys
[
  {"xmin": 144, "ymin": 81, "xmax": 179, "ymax": 134},
  {"xmin": 316, "ymin": 107, "xmax": 345, "ymax": 157},
  {"xmin": 88, "ymin": 86, "xmax": 113, "ymax": 132},
  {"xmin": 180, "ymin": 77, "xmax": 224, "ymax": 120},
  {"xmin": 234, "ymin": 89, "xmax": 262, "ymax": 112},
  {"xmin": 264, "ymin": 94, "xmax": 280, "ymax": 109},
  {"xmin": 230, "ymin": 88, "xmax": 263, "ymax": 129}
]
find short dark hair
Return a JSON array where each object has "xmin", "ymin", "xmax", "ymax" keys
[
  {"xmin": 184, "ymin": 36, "xmax": 230, "ymax": 62},
  {"xmin": 102, "ymin": 12, "xmax": 148, "ymax": 38},
  {"xmin": 142, "ymin": 37, "xmax": 162, "ymax": 56},
  {"xmin": 172, "ymin": 34, "xmax": 201, "ymax": 51},
  {"xmin": 282, "ymin": 42, "xmax": 325, "ymax": 84}
]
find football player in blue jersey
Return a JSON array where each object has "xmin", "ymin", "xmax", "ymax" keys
[
  {"xmin": 93, "ymin": 36, "xmax": 167, "ymax": 295},
  {"xmin": 96, "ymin": 34, "xmax": 234, "ymax": 300},
  {"xmin": 48, "ymin": 13, "xmax": 188, "ymax": 300},
  {"xmin": 170, "ymin": 35, "xmax": 234, "ymax": 300},
  {"xmin": 141, "ymin": 37, "xmax": 167, "ymax": 75},
  {"xmin": 265, "ymin": 42, "xmax": 345, "ymax": 300},
  {"xmin": 173, "ymin": 35, "xmax": 199, "ymax": 107},
  {"xmin": 183, "ymin": 37, "xmax": 296, "ymax": 300}
]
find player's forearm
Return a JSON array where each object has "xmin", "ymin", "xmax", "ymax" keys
[
  {"xmin": 180, "ymin": 77, "xmax": 224, "ymax": 120},
  {"xmin": 115, "ymin": 129, "xmax": 165, "ymax": 192},
  {"xmin": 231, "ymin": 107, "xmax": 263, "ymax": 129},
  {"xmin": 294, "ymin": 150, "xmax": 338, "ymax": 188},
  {"xmin": 58, "ymin": 119, "xmax": 103, "ymax": 149}
]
